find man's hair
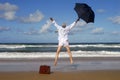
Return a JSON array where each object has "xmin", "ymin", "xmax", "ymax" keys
[{"xmin": 62, "ymin": 23, "xmax": 66, "ymax": 28}]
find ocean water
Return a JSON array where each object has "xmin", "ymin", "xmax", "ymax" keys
[
  {"xmin": 0, "ymin": 43, "xmax": 120, "ymax": 59},
  {"xmin": 0, "ymin": 43, "xmax": 120, "ymax": 72}
]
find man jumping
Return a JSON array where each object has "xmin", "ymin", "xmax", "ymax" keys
[{"xmin": 50, "ymin": 18, "xmax": 79, "ymax": 66}]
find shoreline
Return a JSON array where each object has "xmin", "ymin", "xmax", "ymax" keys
[
  {"xmin": 0, "ymin": 56, "xmax": 120, "ymax": 62},
  {"xmin": 0, "ymin": 57, "xmax": 120, "ymax": 72}
]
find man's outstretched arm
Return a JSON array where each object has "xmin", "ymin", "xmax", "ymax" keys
[
  {"xmin": 50, "ymin": 17, "xmax": 61, "ymax": 29},
  {"xmin": 69, "ymin": 18, "xmax": 80, "ymax": 29}
]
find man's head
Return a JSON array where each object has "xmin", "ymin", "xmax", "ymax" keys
[{"xmin": 62, "ymin": 23, "xmax": 66, "ymax": 28}]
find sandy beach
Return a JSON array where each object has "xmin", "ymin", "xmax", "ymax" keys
[
  {"xmin": 0, "ymin": 70, "xmax": 120, "ymax": 80},
  {"xmin": 0, "ymin": 57, "xmax": 120, "ymax": 80}
]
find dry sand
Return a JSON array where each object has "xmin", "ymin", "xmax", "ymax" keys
[{"xmin": 0, "ymin": 70, "xmax": 120, "ymax": 80}]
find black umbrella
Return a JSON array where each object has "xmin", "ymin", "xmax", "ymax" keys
[{"xmin": 74, "ymin": 3, "xmax": 95, "ymax": 23}]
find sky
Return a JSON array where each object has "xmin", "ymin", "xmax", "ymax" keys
[{"xmin": 0, "ymin": 0, "xmax": 120, "ymax": 43}]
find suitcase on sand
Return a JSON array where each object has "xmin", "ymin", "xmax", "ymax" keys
[{"xmin": 39, "ymin": 65, "xmax": 50, "ymax": 74}]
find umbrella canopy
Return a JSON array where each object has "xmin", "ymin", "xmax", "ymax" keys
[{"xmin": 74, "ymin": 3, "xmax": 95, "ymax": 23}]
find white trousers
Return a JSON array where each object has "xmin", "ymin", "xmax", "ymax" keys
[{"xmin": 58, "ymin": 40, "xmax": 69, "ymax": 46}]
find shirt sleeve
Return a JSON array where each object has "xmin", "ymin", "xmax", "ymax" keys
[
  {"xmin": 52, "ymin": 20, "xmax": 61, "ymax": 29},
  {"xmin": 68, "ymin": 22, "xmax": 76, "ymax": 30}
]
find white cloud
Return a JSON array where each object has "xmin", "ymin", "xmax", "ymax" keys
[
  {"xmin": 20, "ymin": 10, "xmax": 44, "ymax": 23},
  {"xmin": 3, "ymin": 11, "xmax": 16, "ymax": 20},
  {"xmin": 0, "ymin": 26, "xmax": 10, "ymax": 32},
  {"xmin": 23, "ymin": 31, "xmax": 39, "ymax": 35},
  {"xmin": 0, "ymin": 2, "xmax": 18, "ymax": 11},
  {"xmin": 97, "ymin": 9, "xmax": 105, "ymax": 13},
  {"xmin": 92, "ymin": 28, "xmax": 104, "ymax": 34},
  {"xmin": 0, "ymin": 2, "xmax": 18, "ymax": 20},
  {"xmin": 108, "ymin": 16, "xmax": 120, "ymax": 24},
  {"xmin": 39, "ymin": 20, "xmax": 52, "ymax": 33},
  {"xmin": 22, "ymin": 27, "xmax": 39, "ymax": 35},
  {"xmin": 76, "ymin": 21, "xmax": 87, "ymax": 27},
  {"xmin": 111, "ymin": 31, "xmax": 120, "ymax": 35},
  {"xmin": 69, "ymin": 21, "xmax": 94, "ymax": 35},
  {"xmin": 71, "ymin": 21, "xmax": 87, "ymax": 32},
  {"xmin": 0, "ymin": 3, "xmax": 44, "ymax": 23}
]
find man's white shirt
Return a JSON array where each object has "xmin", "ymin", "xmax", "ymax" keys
[{"xmin": 52, "ymin": 20, "xmax": 76, "ymax": 41}]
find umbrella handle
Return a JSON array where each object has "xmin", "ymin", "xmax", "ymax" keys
[{"xmin": 76, "ymin": 18, "xmax": 80, "ymax": 23}]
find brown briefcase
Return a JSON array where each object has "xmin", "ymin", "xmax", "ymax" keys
[{"xmin": 39, "ymin": 65, "xmax": 50, "ymax": 74}]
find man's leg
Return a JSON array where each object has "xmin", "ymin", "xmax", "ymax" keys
[
  {"xmin": 54, "ymin": 46, "xmax": 62, "ymax": 66},
  {"xmin": 65, "ymin": 46, "xmax": 73, "ymax": 64}
]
